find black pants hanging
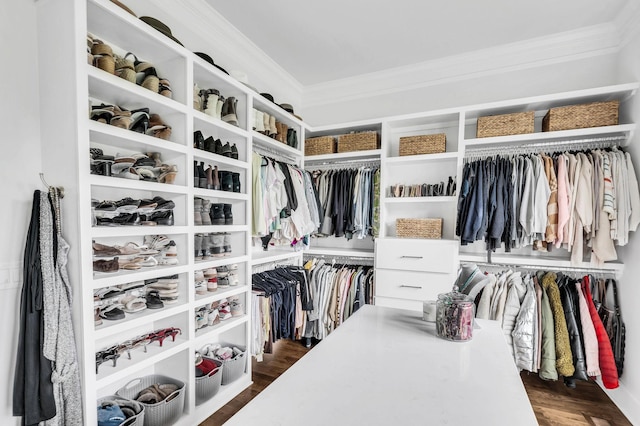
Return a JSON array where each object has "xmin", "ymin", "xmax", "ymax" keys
[{"xmin": 13, "ymin": 191, "xmax": 56, "ymax": 425}]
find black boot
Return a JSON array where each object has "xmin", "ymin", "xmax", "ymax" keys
[
  {"xmin": 210, "ymin": 203, "xmax": 225, "ymax": 225},
  {"xmin": 204, "ymin": 136, "xmax": 216, "ymax": 153},
  {"xmin": 219, "ymin": 171, "xmax": 233, "ymax": 192},
  {"xmin": 231, "ymin": 172, "xmax": 241, "ymax": 193},
  {"xmin": 287, "ymin": 128, "xmax": 298, "ymax": 148},
  {"xmin": 222, "ymin": 96, "xmax": 239, "ymax": 126},
  {"xmin": 223, "ymin": 203, "xmax": 233, "ymax": 225},
  {"xmin": 193, "ymin": 160, "xmax": 199, "ymax": 187},
  {"xmin": 194, "ymin": 130, "xmax": 205, "ymax": 150},
  {"xmin": 197, "ymin": 161, "xmax": 207, "ymax": 189}
]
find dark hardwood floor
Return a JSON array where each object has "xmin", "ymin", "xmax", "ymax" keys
[{"xmin": 201, "ymin": 339, "xmax": 631, "ymax": 426}]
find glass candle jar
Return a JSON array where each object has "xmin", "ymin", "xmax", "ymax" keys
[{"xmin": 435, "ymin": 290, "xmax": 475, "ymax": 342}]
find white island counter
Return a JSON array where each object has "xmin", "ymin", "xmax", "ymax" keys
[{"xmin": 226, "ymin": 305, "xmax": 537, "ymax": 426}]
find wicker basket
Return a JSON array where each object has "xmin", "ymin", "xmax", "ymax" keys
[
  {"xmin": 542, "ymin": 100, "xmax": 619, "ymax": 132},
  {"xmin": 337, "ymin": 131, "xmax": 379, "ymax": 153},
  {"xmin": 97, "ymin": 395, "xmax": 145, "ymax": 426},
  {"xmin": 396, "ymin": 218, "xmax": 442, "ymax": 239},
  {"xmin": 116, "ymin": 374, "xmax": 185, "ymax": 426},
  {"xmin": 305, "ymin": 136, "xmax": 336, "ymax": 156},
  {"xmin": 399, "ymin": 133, "xmax": 446, "ymax": 156},
  {"xmin": 195, "ymin": 358, "xmax": 223, "ymax": 405},
  {"xmin": 476, "ymin": 111, "xmax": 535, "ymax": 138}
]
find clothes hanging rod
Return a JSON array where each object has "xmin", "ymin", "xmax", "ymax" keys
[
  {"xmin": 252, "ymin": 145, "xmax": 300, "ymax": 165},
  {"xmin": 307, "ymin": 159, "xmax": 381, "ymax": 170},
  {"xmin": 302, "ymin": 252, "xmax": 375, "ymax": 264},
  {"xmin": 464, "ymin": 135, "xmax": 626, "ymax": 158},
  {"xmin": 470, "ymin": 260, "xmax": 621, "ymax": 277}
]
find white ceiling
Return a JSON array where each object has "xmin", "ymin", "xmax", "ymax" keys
[{"xmin": 206, "ymin": 0, "xmax": 627, "ymax": 86}]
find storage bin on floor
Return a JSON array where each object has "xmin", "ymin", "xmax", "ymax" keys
[
  {"xmin": 196, "ymin": 357, "xmax": 223, "ymax": 405},
  {"xmin": 97, "ymin": 395, "xmax": 145, "ymax": 426},
  {"xmin": 116, "ymin": 374, "xmax": 185, "ymax": 426},
  {"xmin": 218, "ymin": 344, "xmax": 247, "ymax": 385}
]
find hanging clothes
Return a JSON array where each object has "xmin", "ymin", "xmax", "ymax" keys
[
  {"xmin": 457, "ymin": 148, "xmax": 640, "ymax": 265},
  {"xmin": 310, "ymin": 166, "xmax": 379, "ymax": 240},
  {"xmin": 252, "ymin": 152, "xmax": 317, "ymax": 251}
]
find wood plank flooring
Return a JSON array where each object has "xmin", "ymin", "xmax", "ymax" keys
[{"xmin": 201, "ymin": 339, "xmax": 631, "ymax": 426}]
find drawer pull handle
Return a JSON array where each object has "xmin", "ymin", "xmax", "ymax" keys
[
  {"xmin": 400, "ymin": 285, "xmax": 423, "ymax": 289},
  {"xmin": 400, "ymin": 256, "xmax": 423, "ymax": 259}
]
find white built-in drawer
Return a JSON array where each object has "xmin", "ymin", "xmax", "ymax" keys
[
  {"xmin": 375, "ymin": 269, "xmax": 454, "ymax": 301},
  {"xmin": 374, "ymin": 296, "xmax": 423, "ymax": 312},
  {"xmin": 375, "ymin": 238, "xmax": 458, "ymax": 273}
]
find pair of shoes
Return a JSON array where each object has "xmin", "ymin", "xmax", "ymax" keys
[
  {"xmin": 93, "ymin": 257, "xmax": 119, "ymax": 273},
  {"xmin": 194, "ymin": 199, "xmax": 232, "ymax": 225},
  {"xmin": 193, "ymin": 130, "xmax": 239, "ymax": 160},
  {"xmin": 194, "ymin": 233, "xmax": 231, "ymax": 260},
  {"xmin": 90, "ymin": 37, "xmax": 115, "ymax": 74}
]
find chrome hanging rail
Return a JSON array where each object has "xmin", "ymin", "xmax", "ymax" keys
[
  {"xmin": 252, "ymin": 145, "xmax": 300, "ymax": 165},
  {"xmin": 468, "ymin": 260, "xmax": 621, "ymax": 278},
  {"xmin": 306, "ymin": 158, "xmax": 381, "ymax": 170},
  {"xmin": 463, "ymin": 135, "xmax": 626, "ymax": 161},
  {"xmin": 302, "ymin": 252, "xmax": 375, "ymax": 265}
]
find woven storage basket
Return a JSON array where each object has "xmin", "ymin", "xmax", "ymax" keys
[
  {"xmin": 542, "ymin": 100, "xmax": 619, "ymax": 132},
  {"xmin": 337, "ymin": 131, "xmax": 379, "ymax": 153},
  {"xmin": 116, "ymin": 374, "xmax": 185, "ymax": 426},
  {"xmin": 217, "ymin": 344, "xmax": 247, "ymax": 385},
  {"xmin": 476, "ymin": 111, "xmax": 535, "ymax": 138},
  {"xmin": 195, "ymin": 358, "xmax": 223, "ymax": 405},
  {"xmin": 399, "ymin": 133, "xmax": 446, "ymax": 156},
  {"xmin": 305, "ymin": 136, "xmax": 336, "ymax": 156},
  {"xmin": 97, "ymin": 395, "xmax": 145, "ymax": 426},
  {"xmin": 396, "ymin": 218, "xmax": 442, "ymax": 239}
]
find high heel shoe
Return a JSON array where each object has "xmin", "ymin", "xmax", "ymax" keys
[
  {"xmin": 90, "ymin": 104, "xmax": 115, "ymax": 124},
  {"xmin": 110, "ymin": 106, "xmax": 133, "ymax": 129},
  {"xmin": 95, "ymin": 347, "xmax": 120, "ymax": 374},
  {"xmin": 157, "ymin": 165, "xmax": 178, "ymax": 184},
  {"xmin": 194, "ymin": 130, "xmax": 205, "ymax": 150}
]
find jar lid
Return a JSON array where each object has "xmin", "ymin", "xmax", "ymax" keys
[{"xmin": 437, "ymin": 289, "xmax": 474, "ymax": 306}]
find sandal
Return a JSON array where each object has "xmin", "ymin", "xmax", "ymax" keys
[
  {"xmin": 159, "ymin": 78, "xmax": 172, "ymax": 98},
  {"xmin": 145, "ymin": 290, "xmax": 164, "ymax": 309},
  {"xmin": 100, "ymin": 304, "xmax": 126, "ymax": 320},
  {"xmin": 93, "ymin": 241, "xmax": 120, "ymax": 257},
  {"xmin": 114, "ymin": 54, "xmax": 136, "ymax": 83},
  {"xmin": 130, "ymin": 108, "xmax": 150, "ymax": 134},
  {"xmin": 120, "ymin": 295, "xmax": 147, "ymax": 313}
]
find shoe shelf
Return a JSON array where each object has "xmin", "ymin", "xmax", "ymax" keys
[
  {"xmin": 193, "ymin": 110, "xmax": 249, "ymax": 139},
  {"xmin": 92, "ymin": 265, "xmax": 191, "ymax": 289},
  {"xmin": 383, "ymin": 196, "xmax": 457, "ymax": 204},
  {"xmin": 90, "ymin": 225, "xmax": 189, "ymax": 238},
  {"xmin": 94, "ymin": 301, "xmax": 190, "ymax": 340},
  {"xmin": 89, "ymin": 120, "xmax": 188, "ymax": 156},
  {"xmin": 89, "ymin": 175, "xmax": 188, "ymax": 194},
  {"xmin": 96, "ymin": 336, "xmax": 189, "ymax": 388},
  {"xmin": 252, "ymin": 94, "xmax": 305, "ymax": 130},
  {"xmin": 195, "ymin": 253, "xmax": 250, "ymax": 269},
  {"xmin": 193, "ymin": 315, "xmax": 249, "ymax": 345},
  {"xmin": 193, "ymin": 149, "xmax": 250, "ymax": 170},
  {"xmin": 194, "ymin": 224, "xmax": 249, "ymax": 233},
  {"xmin": 193, "ymin": 187, "xmax": 249, "ymax": 201},
  {"xmin": 304, "ymin": 149, "xmax": 382, "ymax": 164},
  {"xmin": 195, "ymin": 285, "xmax": 248, "ymax": 305}
]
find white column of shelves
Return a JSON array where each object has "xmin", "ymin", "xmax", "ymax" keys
[
  {"xmin": 249, "ymin": 92, "xmax": 306, "ymax": 267},
  {"xmin": 303, "ymin": 120, "xmax": 383, "ymax": 257},
  {"xmin": 381, "ymin": 111, "xmax": 461, "ymax": 240}
]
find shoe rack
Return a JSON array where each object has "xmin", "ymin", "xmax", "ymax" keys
[{"xmin": 33, "ymin": 0, "xmax": 300, "ymax": 424}]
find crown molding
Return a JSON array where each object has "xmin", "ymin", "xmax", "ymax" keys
[
  {"xmin": 615, "ymin": 0, "xmax": 640, "ymax": 47},
  {"xmin": 134, "ymin": 0, "xmax": 304, "ymax": 101},
  {"xmin": 302, "ymin": 23, "xmax": 621, "ymax": 108}
]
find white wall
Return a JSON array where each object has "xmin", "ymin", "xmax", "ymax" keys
[
  {"xmin": 301, "ymin": 53, "xmax": 620, "ymax": 126},
  {"xmin": 0, "ymin": 1, "xmax": 42, "ymax": 425},
  {"xmin": 607, "ymin": 28, "xmax": 640, "ymax": 425}
]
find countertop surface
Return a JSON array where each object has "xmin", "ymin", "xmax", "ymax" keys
[{"xmin": 226, "ymin": 305, "xmax": 537, "ymax": 426}]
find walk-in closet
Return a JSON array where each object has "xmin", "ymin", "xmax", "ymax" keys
[{"xmin": 4, "ymin": 1, "xmax": 640, "ymax": 425}]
